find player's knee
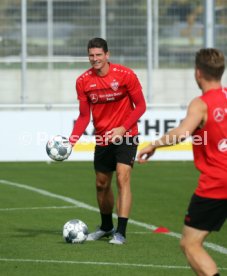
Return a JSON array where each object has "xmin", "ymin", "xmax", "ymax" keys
[
  {"xmin": 116, "ymin": 172, "xmax": 130, "ymax": 187},
  {"xmin": 180, "ymin": 237, "xmax": 199, "ymax": 256},
  {"xmin": 96, "ymin": 179, "xmax": 109, "ymax": 192},
  {"xmin": 180, "ymin": 237, "xmax": 193, "ymax": 255}
]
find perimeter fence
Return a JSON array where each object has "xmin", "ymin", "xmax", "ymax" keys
[{"xmin": 0, "ymin": 0, "xmax": 226, "ymax": 106}]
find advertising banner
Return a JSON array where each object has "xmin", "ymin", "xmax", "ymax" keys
[{"xmin": 0, "ymin": 109, "xmax": 193, "ymax": 161}]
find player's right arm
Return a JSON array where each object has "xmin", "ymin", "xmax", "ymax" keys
[
  {"xmin": 137, "ymin": 97, "xmax": 207, "ymax": 163},
  {"xmin": 69, "ymin": 78, "xmax": 91, "ymax": 145},
  {"xmin": 69, "ymin": 100, "xmax": 90, "ymax": 145}
]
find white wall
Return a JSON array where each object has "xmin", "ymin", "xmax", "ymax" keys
[
  {"xmin": 3, "ymin": 68, "xmax": 224, "ymax": 105},
  {"xmin": 1, "ymin": 68, "xmax": 226, "ymax": 105}
]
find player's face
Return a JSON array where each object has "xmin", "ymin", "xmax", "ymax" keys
[{"xmin": 88, "ymin": 48, "xmax": 109, "ymax": 74}]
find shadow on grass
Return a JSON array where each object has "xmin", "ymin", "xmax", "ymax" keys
[{"xmin": 13, "ymin": 228, "xmax": 61, "ymax": 238}]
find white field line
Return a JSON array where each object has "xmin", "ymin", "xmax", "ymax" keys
[
  {"xmin": 0, "ymin": 258, "xmax": 190, "ymax": 269},
  {"xmin": 1, "ymin": 179, "xmax": 227, "ymax": 256},
  {"xmin": 0, "ymin": 258, "xmax": 226, "ymax": 271},
  {"xmin": 0, "ymin": 206, "xmax": 78, "ymax": 211}
]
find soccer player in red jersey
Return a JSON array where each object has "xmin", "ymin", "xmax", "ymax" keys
[
  {"xmin": 138, "ymin": 48, "xmax": 227, "ymax": 276},
  {"xmin": 70, "ymin": 37, "xmax": 146, "ymax": 244}
]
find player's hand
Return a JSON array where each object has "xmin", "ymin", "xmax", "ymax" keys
[
  {"xmin": 69, "ymin": 134, "xmax": 79, "ymax": 146},
  {"xmin": 105, "ymin": 126, "xmax": 126, "ymax": 143},
  {"xmin": 137, "ymin": 144, "xmax": 156, "ymax": 163}
]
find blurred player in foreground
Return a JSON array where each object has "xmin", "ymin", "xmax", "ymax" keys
[
  {"xmin": 70, "ymin": 37, "xmax": 146, "ymax": 244},
  {"xmin": 138, "ymin": 48, "xmax": 227, "ymax": 276}
]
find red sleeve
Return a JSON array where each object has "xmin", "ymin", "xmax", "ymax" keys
[
  {"xmin": 76, "ymin": 77, "xmax": 87, "ymax": 102},
  {"xmin": 122, "ymin": 90, "xmax": 146, "ymax": 131},
  {"xmin": 122, "ymin": 71, "xmax": 146, "ymax": 131},
  {"xmin": 69, "ymin": 100, "xmax": 90, "ymax": 145}
]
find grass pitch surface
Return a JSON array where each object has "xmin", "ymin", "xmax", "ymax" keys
[{"xmin": 0, "ymin": 161, "xmax": 226, "ymax": 276}]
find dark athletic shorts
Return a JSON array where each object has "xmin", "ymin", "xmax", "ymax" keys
[
  {"xmin": 94, "ymin": 136, "xmax": 139, "ymax": 172},
  {"xmin": 184, "ymin": 194, "xmax": 227, "ymax": 232}
]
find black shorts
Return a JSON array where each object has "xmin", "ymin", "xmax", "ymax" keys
[
  {"xmin": 94, "ymin": 136, "xmax": 139, "ymax": 172},
  {"xmin": 184, "ymin": 194, "xmax": 227, "ymax": 232}
]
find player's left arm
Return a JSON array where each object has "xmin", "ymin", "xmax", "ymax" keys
[
  {"xmin": 108, "ymin": 72, "xmax": 146, "ymax": 142},
  {"xmin": 122, "ymin": 88, "xmax": 146, "ymax": 131},
  {"xmin": 109, "ymin": 89, "xmax": 146, "ymax": 138}
]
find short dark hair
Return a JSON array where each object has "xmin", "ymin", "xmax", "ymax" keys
[
  {"xmin": 87, "ymin": 37, "xmax": 108, "ymax": 53},
  {"xmin": 195, "ymin": 48, "xmax": 225, "ymax": 81}
]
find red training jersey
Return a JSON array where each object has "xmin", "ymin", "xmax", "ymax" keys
[
  {"xmin": 193, "ymin": 87, "xmax": 227, "ymax": 199},
  {"xmin": 71, "ymin": 63, "xmax": 146, "ymax": 145}
]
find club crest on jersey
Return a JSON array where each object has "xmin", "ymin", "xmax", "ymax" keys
[
  {"xmin": 89, "ymin": 93, "xmax": 98, "ymax": 103},
  {"xmin": 110, "ymin": 80, "xmax": 119, "ymax": 91}
]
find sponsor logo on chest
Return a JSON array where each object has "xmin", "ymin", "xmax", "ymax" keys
[
  {"xmin": 213, "ymin": 108, "xmax": 227, "ymax": 122},
  {"xmin": 88, "ymin": 90, "xmax": 124, "ymax": 104},
  {"xmin": 89, "ymin": 93, "xmax": 99, "ymax": 103},
  {"xmin": 87, "ymin": 79, "xmax": 124, "ymax": 103},
  {"xmin": 218, "ymin": 138, "xmax": 227, "ymax": 152}
]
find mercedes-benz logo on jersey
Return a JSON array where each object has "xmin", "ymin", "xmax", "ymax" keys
[
  {"xmin": 213, "ymin": 108, "xmax": 225, "ymax": 122},
  {"xmin": 218, "ymin": 138, "xmax": 227, "ymax": 152},
  {"xmin": 90, "ymin": 93, "xmax": 98, "ymax": 103},
  {"xmin": 110, "ymin": 80, "xmax": 119, "ymax": 91}
]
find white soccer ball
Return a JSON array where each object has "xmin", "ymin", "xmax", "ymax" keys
[
  {"xmin": 46, "ymin": 135, "xmax": 72, "ymax": 161},
  {"xmin": 63, "ymin": 219, "xmax": 88, "ymax": 244}
]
